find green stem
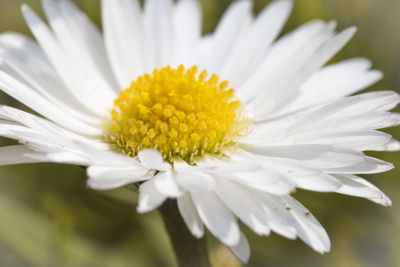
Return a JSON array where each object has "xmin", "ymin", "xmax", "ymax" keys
[{"xmin": 159, "ymin": 199, "xmax": 211, "ymax": 267}]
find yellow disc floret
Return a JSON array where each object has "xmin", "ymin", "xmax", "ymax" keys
[{"xmin": 105, "ymin": 65, "xmax": 250, "ymax": 164}]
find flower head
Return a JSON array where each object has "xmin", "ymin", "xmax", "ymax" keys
[
  {"xmin": 106, "ymin": 65, "xmax": 249, "ymax": 164},
  {"xmin": 0, "ymin": 0, "xmax": 399, "ymax": 263}
]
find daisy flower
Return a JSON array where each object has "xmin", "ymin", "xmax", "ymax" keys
[{"xmin": 0, "ymin": 0, "xmax": 399, "ymax": 263}]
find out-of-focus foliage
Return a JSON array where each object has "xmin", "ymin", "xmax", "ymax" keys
[{"xmin": 1, "ymin": 0, "xmax": 400, "ymax": 266}]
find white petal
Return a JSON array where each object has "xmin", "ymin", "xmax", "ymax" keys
[
  {"xmin": 153, "ymin": 171, "xmax": 184, "ymax": 197},
  {"xmin": 0, "ymin": 108, "xmax": 109, "ymax": 164},
  {"xmin": 281, "ymin": 196, "xmax": 330, "ymax": 253},
  {"xmin": 227, "ymin": 167, "xmax": 295, "ymax": 196},
  {"xmin": 251, "ymin": 104, "xmax": 320, "ymax": 136},
  {"xmin": 177, "ymin": 193, "xmax": 204, "ymax": 238},
  {"xmin": 0, "ymin": 145, "xmax": 43, "ymax": 165},
  {"xmin": 0, "ymin": 123, "xmax": 80, "ymax": 153},
  {"xmin": 175, "ymin": 171, "xmax": 215, "ymax": 193},
  {"xmin": 252, "ymin": 26, "xmax": 357, "ymax": 117},
  {"xmin": 0, "ymin": 32, "xmax": 101, "ymax": 124},
  {"xmin": 303, "ymin": 112, "xmax": 395, "ymax": 133},
  {"xmin": 137, "ymin": 178, "xmax": 167, "ymax": 213},
  {"xmin": 376, "ymin": 113, "xmax": 400, "ymax": 129},
  {"xmin": 21, "ymin": 4, "xmax": 109, "ymax": 114},
  {"xmin": 344, "ymin": 91, "xmax": 400, "ymax": 114},
  {"xmin": 278, "ymin": 26, "xmax": 357, "ymax": 104},
  {"xmin": 215, "ymin": 178, "xmax": 270, "ymax": 235},
  {"xmin": 239, "ymin": 151, "xmax": 320, "ymax": 177},
  {"xmin": 244, "ymin": 144, "xmax": 365, "ymax": 169},
  {"xmin": 172, "ymin": 0, "xmax": 202, "ymax": 66},
  {"xmin": 191, "ymin": 191, "xmax": 241, "ymax": 246},
  {"xmin": 326, "ymin": 156, "xmax": 393, "ymax": 174},
  {"xmin": 251, "ymin": 191, "xmax": 297, "ymax": 239},
  {"xmin": 292, "ymin": 130, "xmax": 392, "ymax": 151},
  {"xmin": 0, "ymin": 106, "xmax": 103, "ymax": 147},
  {"xmin": 26, "ymin": 151, "xmax": 90, "ymax": 165},
  {"xmin": 0, "ymin": 71, "xmax": 102, "ymax": 135},
  {"xmin": 229, "ymin": 232, "xmax": 250, "ymax": 264},
  {"xmin": 257, "ymin": 20, "xmax": 327, "ymax": 74},
  {"xmin": 201, "ymin": 0, "xmax": 253, "ymax": 74},
  {"xmin": 42, "ymin": 0, "xmax": 118, "ymax": 100},
  {"xmin": 179, "ymin": 157, "xmax": 260, "ymax": 174},
  {"xmin": 222, "ymin": 0, "xmax": 292, "ymax": 86},
  {"xmin": 283, "ymin": 92, "xmax": 363, "ymax": 137},
  {"xmin": 138, "ymin": 149, "xmax": 171, "ymax": 171},
  {"xmin": 292, "ymin": 174, "xmax": 342, "ymax": 192},
  {"xmin": 73, "ymin": 141, "xmax": 141, "ymax": 167},
  {"xmin": 379, "ymin": 139, "xmax": 400, "ymax": 151},
  {"xmin": 333, "ymin": 174, "xmax": 391, "ymax": 206},
  {"xmin": 239, "ymin": 20, "xmax": 335, "ymax": 105},
  {"xmin": 102, "ymin": 0, "xmax": 144, "ymax": 88},
  {"xmin": 281, "ymin": 95, "xmax": 400, "ymax": 137},
  {"xmin": 278, "ymin": 58, "xmax": 383, "ymax": 114},
  {"xmin": 143, "ymin": 0, "xmax": 175, "ymax": 68},
  {"xmin": 87, "ymin": 165, "xmax": 151, "ymax": 190}
]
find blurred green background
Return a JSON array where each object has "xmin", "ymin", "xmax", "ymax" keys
[{"xmin": 1, "ymin": 0, "xmax": 400, "ymax": 266}]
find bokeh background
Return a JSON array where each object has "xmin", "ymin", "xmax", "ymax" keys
[{"xmin": 1, "ymin": 0, "xmax": 400, "ymax": 266}]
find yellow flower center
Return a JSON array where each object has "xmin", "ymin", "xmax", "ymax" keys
[{"xmin": 105, "ymin": 65, "xmax": 249, "ymax": 164}]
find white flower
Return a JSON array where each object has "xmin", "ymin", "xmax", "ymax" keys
[{"xmin": 0, "ymin": 0, "xmax": 399, "ymax": 263}]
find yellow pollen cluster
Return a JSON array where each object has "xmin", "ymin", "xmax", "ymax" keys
[{"xmin": 105, "ymin": 65, "xmax": 249, "ymax": 164}]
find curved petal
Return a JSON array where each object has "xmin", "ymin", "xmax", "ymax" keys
[
  {"xmin": 326, "ymin": 156, "xmax": 393, "ymax": 174},
  {"xmin": 281, "ymin": 196, "xmax": 330, "ymax": 253},
  {"xmin": 244, "ymin": 144, "xmax": 365, "ymax": 169},
  {"xmin": 87, "ymin": 165, "xmax": 151, "ymax": 190},
  {"xmin": 138, "ymin": 149, "xmax": 171, "ymax": 171},
  {"xmin": 333, "ymin": 174, "xmax": 391, "ymax": 206},
  {"xmin": 42, "ymin": 0, "xmax": 118, "ymax": 99},
  {"xmin": 137, "ymin": 178, "xmax": 168, "ymax": 213},
  {"xmin": 0, "ymin": 71, "xmax": 102, "ymax": 135},
  {"xmin": 229, "ymin": 231, "xmax": 250, "ymax": 264},
  {"xmin": 177, "ymin": 193, "xmax": 204, "ymax": 238},
  {"xmin": 175, "ymin": 171, "xmax": 215, "ymax": 193},
  {"xmin": 222, "ymin": 0, "xmax": 293, "ymax": 86},
  {"xmin": 215, "ymin": 178, "xmax": 271, "ymax": 235},
  {"xmin": 291, "ymin": 174, "xmax": 342, "ymax": 192},
  {"xmin": 191, "ymin": 191, "xmax": 241, "ymax": 246},
  {"xmin": 251, "ymin": 191, "xmax": 297, "ymax": 239},
  {"xmin": 226, "ymin": 167, "xmax": 295, "ymax": 196},
  {"xmin": 200, "ymin": 0, "xmax": 253, "ymax": 74},
  {"xmin": 153, "ymin": 171, "xmax": 184, "ymax": 197},
  {"xmin": 278, "ymin": 58, "xmax": 383, "ymax": 114},
  {"xmin": 21, "ymin": 4, "xmax": 110, "ymax": 114},
  {"xmin": 251, "ymin": 27, "xmax": 357, "ymax": 118},
  {"xmin": 0, "ymin": 32, "xmax": 101, "ymax": 124},
  {"xmin": 0, "ymin": 145, "xmax": 43, "ymax": 165}
]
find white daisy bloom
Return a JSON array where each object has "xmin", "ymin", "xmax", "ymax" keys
[{"xmin": 0, "ymin": 0, "xmax": 399, "ymax": 263}]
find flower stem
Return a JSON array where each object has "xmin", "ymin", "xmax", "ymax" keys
[{"xmin": 159, "ymin": 199, "xmax": 211, "ymax": 267}]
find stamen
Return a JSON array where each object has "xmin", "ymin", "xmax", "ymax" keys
[{"xmin": 105, "ymin": 65, "xmax": 250, "ymax": 164}]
